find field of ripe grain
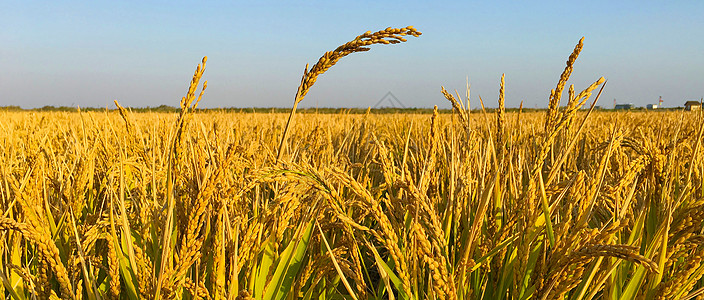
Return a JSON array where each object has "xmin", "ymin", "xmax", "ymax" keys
[
  {"xmin": 3, "ymin": 27, "xmax": 704, "ymax": 300},
  {"xmin": 2, "ymin": 107, "xmax": 704, "ymax": 300}
]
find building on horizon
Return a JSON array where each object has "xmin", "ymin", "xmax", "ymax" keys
[
  {"xmin": 685, "ymin": 101, "xmax": 701, "ymax": 111},
  {"xmin": 615, "ymin": 103, "xmax": 634, "ymax": 110}
]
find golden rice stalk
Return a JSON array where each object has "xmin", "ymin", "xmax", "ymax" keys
[
  {"xmin": 575, "ymin": 244, "xmax": 659, "ymax": 273},
  {"xmin": 441, "ymin": 86, "xmax": 469, "ymax": 132},
  {"xmin": 607, "ymin": 155, "xmax": 650, "ymax": 196},
  {"xmin": 106, "ymin": 235, "xmax": 121, "ymax": 300},
  {"xmin": 212, "ymin": 208, "xmax": 227, "ymax": 299},
  {"xmin": 184, "ymin": 277, "xmax": 210, "ymax": 299},
  {"xmin": 329, "ymin": 170, "xmax": 413, "ymax": 295},
  {"xmin": 546, "ymin": 37, "xmax": 584, "ymax": 133},
  {"xmin": 167, "ymin": 144, "xmax": 236, "ymax": 294},
  {"xmin": 533, "ymin": 77, "xmax": 605, "ymax": 188},
  {"xmin": 236, "ymin": 290, "xmax": 254, "ymax": 300},
  {"xmin": 297, "ymin": 26, "xmax": 421, "ymax": 103},
  {"xmin": 132, "ymin": 244, "xmax": 154, "ymax": 298},
  {"xmin": 571, "ymin": 77, "xmax": 606, "ymax": 108},
  {"xmin": 562, "ymin": 85, "xmax": 577, "ymax": 133},
  {"xmin": 497, "ymin": 73, "xmax": 506, "ymax": 155},
  {"xmin": 544, "ymin": 262, "xmax": 587, "ymax": 299},
  {"xmin": 36, "ymin": 255, "xmax": 52, "ymax": 299},
  {"xmin": 402, "ymin": 175, "xmax": 447, "ymax": 251},
  {"xmin": 568, "ymin": 84, "xmax": 575, "ymax": 103},
  {"xmin": 277, "ymin": 26, "xmax": 422, "ymax": 162},
  {"xmin": 656, "ymin": 248, "xmax": 704, "ymax": 299},
  {"xmin": 414, "ymin": 222, "xmax": 455, "ymax": 300},
  {"xmin": 114, "ymin": 100, "xmax": 135, "ymax": 136},
  {"xmin": 173, "ymin": 56, "xmax": 208, "ymax": 150},
  {"xmin": 420, "ymin": 106, "xmax": 439, "ymax": 193},
  {"xmin": 182, "ymin": 56, "xmax": 208, "ymax": 111},
  {"xmin": 0, "ymin": 218, "xmax": 75, "ymax": 299}
]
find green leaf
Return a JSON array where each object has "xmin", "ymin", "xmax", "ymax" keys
[
  {"xmin": 8, "ymin": 237, "xmax": 26, "ymax": 300},
  {"xmin": 0, "ymin": 268, "xmax": 24, "ymax": 300},
  {"xmin": 254, "ymin": 238, "xmax": 276, "ymax": 298},
  {"xmin": 471, "ymin": 234, "xmax": 518, "ymax": 272},
  {"xmin": 367, "ymin": 239, "xmax": 413, "ymax": 300},
  {"xmin": 619, "ymin": 225, "xmax": 664, "ymax": 300},
  {"xmin": 518, "ymin": 240, "xmax": 542, "ymax": 299},
  {"xmin": 262, "ymin": 219, "xmax": 315, "ymax": 300},
  {"xmin": 118, "ymin": 233, "xmax": 140, "ymax": 300},
  {"xmin": 109, "ymin": 202, "xmax": 139, "ymax": 300}
]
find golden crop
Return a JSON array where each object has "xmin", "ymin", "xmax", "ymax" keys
[{"xmin": 2, "ymin": 27, "xmax": 704, "ymax": 300}]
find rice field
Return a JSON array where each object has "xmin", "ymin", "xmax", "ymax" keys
[{"xmin": 2, "ymin": 27, "xmax": 704, "ymax": 300}]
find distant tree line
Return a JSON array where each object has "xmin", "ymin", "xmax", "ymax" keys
[
  {"xmin": 0, "ymin": 105, "xmax": 455, "ymax": 114},
  {"xmin": 0, "ymin": 105, "xmax": 687, "ymax": 114}
]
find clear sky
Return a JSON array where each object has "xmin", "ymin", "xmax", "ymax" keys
[{"xmin": 1, "ymin": 1, "xmax": 702, "ymax": 109}]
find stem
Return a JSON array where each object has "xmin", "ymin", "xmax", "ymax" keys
[
  {"xmin": 276, "ymin": 101, "xmax": 299, "ymax": 163},
  {"xmin": 277, "ymin": 66, "xmax": 307, "ymax": 163}
]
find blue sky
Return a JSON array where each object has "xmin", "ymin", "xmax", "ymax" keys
[{"xmin": 1, "ymin": 1, "xmax": 702, "ymax": 109}]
